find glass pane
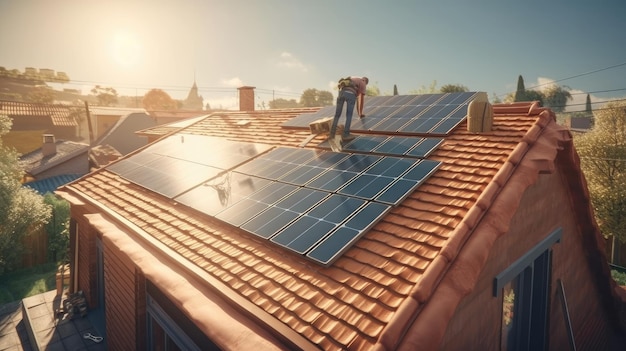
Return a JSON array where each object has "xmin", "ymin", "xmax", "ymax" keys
[{"xmin": 501, "ymin": 281, "xmax": 517, "ymax": 351}]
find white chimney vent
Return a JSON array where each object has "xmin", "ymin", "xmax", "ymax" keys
[{"xmin": 42, "ymin": 134, "xmax": 57, "ymax": 157}]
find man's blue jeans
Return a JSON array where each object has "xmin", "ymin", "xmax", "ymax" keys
[{"xmin": 330, "ymin": 89, "xmax": 356, "ymax": 137}]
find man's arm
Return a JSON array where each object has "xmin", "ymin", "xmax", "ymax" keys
[{"xmin": 358, "ymin": 94, "xmax": 365, "ymax": 117}]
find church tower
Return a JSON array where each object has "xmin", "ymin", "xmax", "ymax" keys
[{"xmin": 183, "ymin": 79, "xmax": 204, "ymax": 110}]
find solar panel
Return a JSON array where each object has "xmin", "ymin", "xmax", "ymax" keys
[
  {"xmin": 339, "ymin": 136, "xmax": 443, "ymax": 158},
  {"xmin": 306, "ymin": 201, "xmax": 390, "ymax": 265},
  {"xmin": 107, "ymin": 134, "xmax": 273, "ymax": 199},
  {"xmin": 109, "ymin": 109, "xmax": 445, "ymax": 265},
  {"xmin": 282, "ymin": 92, "xmax": 478, "ymax": 136},
  {"xmin": 175, "ymin": 172, "xmax": 272, "ymax": 216}
]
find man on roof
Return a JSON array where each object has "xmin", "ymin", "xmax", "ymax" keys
[{"xmin": 329, "ymin": 76, "xmax": 368, "ymax": 143}]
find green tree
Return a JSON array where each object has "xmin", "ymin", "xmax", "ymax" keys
[
  {"xmin": 574, "ymin": 101, "xmax": 626, "ymax": 261},
  {"xmin": 0, "ymin": 114, "xmax": 52, "ymax": 274},
  {"xmin": 409, "ymin": 80, "xmax": 438, "ymax": 94},
  {"xmin": 514, "ymin": 75, "xmax": 526, "ymax": 101},
  {"xmin": 91, "ymin": 85, "xmax": 118, "ymax": 106},
  {"xmin": 27, "ymin": 86, "xmax": 55, "ymax": 104},
  {"xmin": 440, "ymin": 84, "xmax": 469, "ymax": 93},
  {"xmin": 393, "ymin": 84, "xmax": 398, "ymax": 96},
  {"xmin": 585, "ymin": 94, "xmax": 592, "ymax": 113},
  {"xmin": 269, "ymin": 98, "xmax": 300, "ymax": 109},
  {"xmin": 542, "ymin": 85, "xmax": 572, "ymax": 113},
  {"xmin": 300, "ymin": 89, "xmax": 334, "ymax": 107},
  {"xmin": 143, "ymin": 89, "xmax": 178, "ymax": 110},
  {"xmin": 43, "ymin": 193, "xmax": 69, "ymax": 262}
]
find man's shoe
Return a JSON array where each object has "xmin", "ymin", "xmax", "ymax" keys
[
  {"xmin": 342, "ymin": 134, "xmax": 356, "ymax": 141},
  {"xmin": 328, "ymin": 134, "xmax": 342, "ymax": 152}
]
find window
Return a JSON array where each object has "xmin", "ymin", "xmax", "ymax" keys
[
  {"xmin": 494, "ymin": 228, "xmax": 561, "ymax": 351},
  {"xmin": 146, "ymin": 280, "xmax": 219, "ymax": 351}
]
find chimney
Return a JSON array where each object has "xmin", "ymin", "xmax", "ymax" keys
[
  {"xmin": 42, "ymin": 134, "xmax": 57, "ymax": 157},
  {"xmin": 466, "ymin": 92, "xmax": 493, "ymax": 133},
  {"xmin": 238, "ymin": 86, "xmax": 256, "ymax": 112}
]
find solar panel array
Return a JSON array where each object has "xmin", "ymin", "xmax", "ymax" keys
[
  {"xmin": 107, "ymin": 138, "xmax": 440, "ymax": 266},
  {"xmin": 282, "ymin": 91, "xmax": 478, "ymax": 135},
  {"xmin": 319, "ymin": 135, "xmax": 443, "ymax": 158},
  {"xmin": 176, "ymin": 147, "xmax": 440, "ymax": 265},
  {"xmin": 105, "ymin": 93, "xmax": 463, "ymax": 266}
]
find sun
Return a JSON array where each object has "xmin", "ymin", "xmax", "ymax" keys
[{"xmin": 111, "ymin": 31, "xmax": 141, "ymax": 67}]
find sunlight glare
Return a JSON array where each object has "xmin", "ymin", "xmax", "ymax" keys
[{"xmin": 111, "ymin": 31, "xmax": 141, "ymax": 67}]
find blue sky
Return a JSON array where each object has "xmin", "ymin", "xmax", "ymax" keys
[{"xmin": 1, "ymin": 0, "xmax": 625, "ymax": 110}]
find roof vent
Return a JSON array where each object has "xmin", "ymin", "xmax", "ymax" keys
[
  {"xmin": 467, "ymin": 92, "xmax": 493, "ymax": 133},
  {"xmin": 42, "ymin": 134, "xmax": 57, "ymax": 157}
]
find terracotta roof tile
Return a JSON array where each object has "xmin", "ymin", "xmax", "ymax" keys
[
  {"xmin": 60, "ymin": 99, "xmax": 567, "ymax": 349},
  {"xmin": 0, "ymin": 100, "xmax": 79, "ymax": 126}
]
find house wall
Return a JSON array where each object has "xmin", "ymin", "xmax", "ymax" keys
[
  {"xmin": 72, "ymin": 206, "xmax": 99, "ymax": 310},
  {"xmin": 72, "ymin": 206, "xmax": 145, "ymax": 349},
  {"xmin": 439, "ymin": 169, "xmax": 613, "ymax": 350},
  {"xmin": 102, "ymin": 229, "xmax": 143, "ymax": 350}
]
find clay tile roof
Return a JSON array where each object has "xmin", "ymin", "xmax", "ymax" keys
[
  {"xmin": 0, "ymin": 100, "xmax": 79, "ymax": 127},
  {"xmin": 59, "ymin": 99, "xmax": 602, "ymax": 350}
]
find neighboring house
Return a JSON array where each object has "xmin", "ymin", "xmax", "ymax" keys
[
  {"xmin": 88, "ymin": 144, "xmax": 123, "ymax": 169},
  {"xmin": 88, "ymin": 106, "xmax": 147, "ymax": 141},
  {"xmin": 565, "ymin": 115, "xmax": 593, "ymax": 133},
  {"xmin": 0, "ymin": 100, "xmax": 80, "ymax": 141},
  {"xmin": 57, "ymin": 91, "xmax": 626, "ymax": 351},
  {"xmin": 91, "ymin": 112, "xmax": 157, "ymax": 155},
  {"xmin": 20, "ymin": 134, "xmax": 89, "ymax": 185}
]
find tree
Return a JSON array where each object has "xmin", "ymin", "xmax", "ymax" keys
[
  {"xmin": 574, "ymin": 101, "xmax": 626, "ymax": 261},
  {"xmin": 523, "ymin": 90, "xmax": 544, "ymax": 105},
  {"xmin": 393, "ymin": 84, "xmax": 398, "ymax": 96},
  {"xmin": 27, "ymin": 86, "xmax": 55, "ymax": 104},
  {"xmin": 366, "ymin": 84, "xmax": 380, "ymax": 96},
  {"xmin": 514, "ymin": 75, "xmax": 526, "ymax": 102},
  {"xmin": 409, "ymin": 80, "xmax": 438, "ymax": 94},
  {"xmin": 143, "ymin": 89, "xmax": 178, "ymax": 110},
  {"xmin": 300, "ymin": 89, "xmax": 334, "ymax": 107},
  {"xmin": 0, "ymin": 114, "xmax": 52, "ymax": 274},
  {"xmin": 542, "ymin": 85, "xmax": 572, "ymax": 113},
  {"xmin": 269, "ymin": 98, "xmax": 300, "ymax": 109},
  {"xmin": 43, "ymin": 193, "xmax": 69, "ymax": 262},
  {"xmin": 440, "ymin": 84, "xmax": 469, "ymax": 93},
  {"xmin": 91, "ymin": 85, "xmax": 118, "ymax": 106},
  {"xmin": 585, "ymin": 94, "xmax": 592, "ymax": 113}
]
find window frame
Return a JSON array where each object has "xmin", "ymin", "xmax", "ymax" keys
[{"xmin": 494, "ymin": 227, "xmax": 562, "ymax": 351}]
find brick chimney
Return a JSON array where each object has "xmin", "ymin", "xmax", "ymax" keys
[
  {"xmin": 238, "ymin": 86, "xmax": 256, "ymax": 112},
  {"xmin": 42, "ymin": 134, "xmax": 57, "ymax": 157}
]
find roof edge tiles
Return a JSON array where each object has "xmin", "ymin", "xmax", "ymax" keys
[
  {"xmin": 59, "ymin": 191, "xmax": 320, "ymax": 351},
  {"xmin": 373, "ymin": 104, "xmax": 570, "ymax": 350}
]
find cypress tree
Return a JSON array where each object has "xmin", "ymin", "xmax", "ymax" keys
[
  {"xmin": 514, "ymin": 75, "xmax": 526, "ymax": 102},
  {"xmin": 585, "ymin": 94, "xmax": 592, "ymax": 113},
  {"xmin": 393, "ymin": 84, "xmax": 398, "ymax": 96}
]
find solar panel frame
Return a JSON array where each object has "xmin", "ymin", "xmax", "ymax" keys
[{"xmin": 306, "ymin": 201, "xmax": 390, "ymax": 265}]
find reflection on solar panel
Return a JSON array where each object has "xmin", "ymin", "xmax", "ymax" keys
[
  {"xmin": 107, "ymin": 130, "xmax": 441, "ymax": 266},
  {"xmin": 282, "ymin": 92, "xmax": 478, "ymax": 135},
  {"xmin": 107, "ymin": 134, "xmax": 273, "ymax": 198},
  {"xmin": 170, "ymin": 147, "xmax": 440, "ymax": 266}
]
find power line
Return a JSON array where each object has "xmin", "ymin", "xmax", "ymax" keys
[{"xmin": 496, "ymin": 61, "xmax": 626, "ymax": 98}]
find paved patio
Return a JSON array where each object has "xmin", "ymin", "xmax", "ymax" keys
[{"xmin": 0, "ymin": 290, "xmax": 106, "ymax": 351}]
